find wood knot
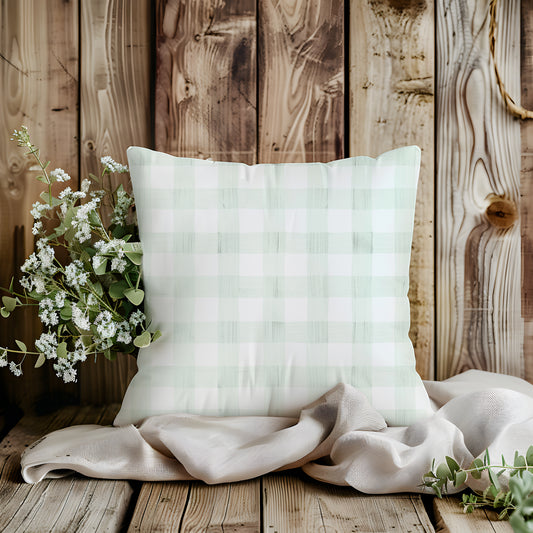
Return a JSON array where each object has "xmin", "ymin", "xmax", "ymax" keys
[
  {"xmin": 485, "ymin": 197, "xmax": 517, "ymax": 228},
  {"xmin": 86, "ymin": 140, "xmax": 96, "ymax": 151}
]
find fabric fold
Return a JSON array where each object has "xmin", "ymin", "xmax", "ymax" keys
[{"xmin": 21, "ymin": 370, "xmax": 533, "ymax": 495}]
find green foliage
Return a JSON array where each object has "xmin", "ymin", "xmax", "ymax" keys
[
  {"xmin": 423, "ymin": 446, "xmax": 533, "ymax": 532},
  {"xmin": 0, "ymin": 126, "xmax": 161, "ymax": 383}
]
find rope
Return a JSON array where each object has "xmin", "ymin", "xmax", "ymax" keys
[{"xmin": 489, "ymin": 0, "xmax": 533, "ymax": 119}]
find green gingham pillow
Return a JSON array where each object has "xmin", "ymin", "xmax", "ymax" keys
[{"xmin": 114, "ymin": 146, "xmax": 432, "ymax": 427}]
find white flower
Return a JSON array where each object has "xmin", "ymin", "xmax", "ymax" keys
[
  {"xmin": 72, "ymin": 304, "xmax": 91, "ymax": 331},
  {"xmin": 87, "ymin": 294, "xmax": 97, "ymax": 306},
  {"xmin": 111, "ymin": 257, "xmax": 126, "ymax": 273},
  {"xmin": 72, "ymin": 339, "xmax": 87, "ymax": 363},
  {"xmin": 30, "ymin": 202, "xmax": 50, "ymax": 220},
  {"xmin": 0, "ymin": 349, "xmax": 7, "ymax": 367},
  {"xmin": 9, "ymin": 361, "xmax": 22, "ymax": 377},
  {"xmin": 50, "ymin": 168, "xmax": 71, "ymax": 182},
  {"xmin": 33, "ymin": 276, "xmax": 46, "ymax": 294},
  {"xmin": 36, "ymin": 239, "xmax": 57, "ymax": 274},
  {"xmin": 55, "ymin": 292, "xmax": 66, "ymax": 308},
  {"xmin": 20, "ymin": 276, "xmax": 33, "ymax": 291},
  {"xmin": 116, "ymin": 321, "xmax": 132, "ymax": 345},
  {"xmin": 95, "ymin": 310, "xmax": 117, "ymax": 339},
  {"xmin": 111, "ymin": 188, "xmax": 134, "ymax": 226},
  {"xmin": 39, "ymin": 302, "xmax": 59, "ymax": 326},
  {"xmin": 21, "ymin": 253, "xmax": 40, "ymax": 274},
  {"xmin": 81, "ymin": 179, "xmax": 91, "ymax": 193},
  {"xmin": 53, "ymin": 358, "xmax": 77, "ymax": 383},
  {"xmin": 101, "ymin": 156, "xmax": 128, "ymax": 173},
  {"xmin": 32, "ymin": 221, "xmax": 43, "ymax": 235},
  {"xmin": 65, "ymin": 260, "xmax": 89, "ymax": 290},
  {"xmin": 129, "ymin": 309, "xmax": 145, "ymax": 327},
  {"xmin": 36, "ymin": 331, "xmax": 58, "ymax": 359}
]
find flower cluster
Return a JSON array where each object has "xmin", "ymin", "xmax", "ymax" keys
[{"xmin": 1, "ymin": 127, "xmax": 160, "ymax": 384}]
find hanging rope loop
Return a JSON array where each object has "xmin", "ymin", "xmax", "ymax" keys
[{"xmin": 489, "ymin": 0, "xmax": 533, "ymax": 119}]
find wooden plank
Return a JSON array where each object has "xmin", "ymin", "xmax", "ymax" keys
[
  {"xmin": 79, "ymin": 0, "xmax": 152, "ymax": 404},
  {"xmin": 178, "ymin": 479, "xmax": 260, "ymax": 532},
  {"xmin": 434, "ymin": 497, "xmax": 513, "ymax": 532},
  {"xmin": 263, "ymin": 473, "xmax": 434, "ymax": 532},
  {"xmin": 436, "ymin": 0, "xmax": 522, "ymax": 379},
  {"xmin": 0, "ymin": 404, "xmax": 133, "ymax": 533},
  {"xmin": 350, "ymin": 0, "xmax": 435, "ymax": 380},
  {"xmin": 155, "ymin": 0, "xmax": 256, "ymax": 164},
  {"xmin": 258, "ymin": 0, "xmax": 343, "ymax": 163},
  {"xmin": 522, "ymin": 0, "xmax": 533, "ymax": 383},
  {"xmin": 128, "ymin": 482, "xmax": 190, "ymax": 532},
  {"xmin": 0, "ymin": 0, "xmax": 79, "ymax": 410}
]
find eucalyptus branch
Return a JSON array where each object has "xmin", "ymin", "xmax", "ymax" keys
[
  {"xmin": 0, "ymin": 127, "xmax": 161, "ymax": 384},
  {"xmin": 423, "ymin": 447, "xmax": 533, "ymax": 532}
]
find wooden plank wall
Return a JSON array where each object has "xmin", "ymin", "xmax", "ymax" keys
[
  {"xmin": 0, "ymin": 0, "xmax": 530, "ymax": 414},
  {"xmin": 436, "ymin": 0, "xmax": 522, "ymax": 379}
]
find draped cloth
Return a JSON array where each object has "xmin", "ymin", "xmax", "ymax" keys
[{"xmin": 21, "ymin": 370, "xmax": 533, "ymax": 495}]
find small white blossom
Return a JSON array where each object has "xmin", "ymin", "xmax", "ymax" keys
[
  {"xmin": 36, "ymin": 239, "xmax": 57, "ymax": 275},
  {"xmin": 36, "ymin": 331, "xmax": 58, "ymax": 360},
  {"xmin": 95, "ymin": 310, "xmax": 117, "ymax": 339},
  {"xmin": 21, "ymin": 253, "xmax": 40, "ymax": 274},
  {"xmin": 101, "ymin": 156, "xmax": 128, "ymax": 174},
  {"xmin": 65, "ymin": 260, "xmax": 89, "ymax": 290},
  {"xmin": 87, "ymin": 294, "xmax": 97, "ymax": 306},
  {"xmin": 53, "ymin": 358, "xmax": 77, "ymax": 383},
  {"xmin": 129, "ymin": 309, "xmax": 146, "ymax": 327},
  {"xmin": 81, "ymin": 179, "xmax": 91, "ymax": 193},
  {"xmin": 111, "ymin": 257, "xmax": 127, "ymax": 273},
  {"xmin": 0, "ymin": 349, "xmax": 7, "ymax": 367},
  {"xmin": 116, "ymin": 321, "xmax": 132, "ymax": 344},
  {"xmin": 50, "ymin": 168, "xmax": 71, "ymax": 182},
  {"xmin": 33, "ymin": 276, "xmax": 46, "ymax": 294},
  {"xmin": 9, "ymin": 361, "xmax": 22, "ymax": 377},
  {"xmin": 20, "ymin": 276, "xmax": 33, "ymax": 291},
  {"xmin": 55, "ymin": 292, "xmax": 66, "ymax": 308},
  {"xmin": 32, "ymin": 221, "xmax": 43, "ymax": 235},
  {"xmin": 72, "ymin": 304, "xmax": 91, "ymax": 331},
  {"xmin": 111, "ymin": 188, "xmax": 134, "ymax": 226},
  {"xmin": 30, "ymin": 202, "xmax": 50, "ymax": 220}
]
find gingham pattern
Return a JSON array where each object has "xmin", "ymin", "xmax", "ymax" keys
[{"xmin": 114, "ymin": 146, "xmax": 432, "ymax": 427}]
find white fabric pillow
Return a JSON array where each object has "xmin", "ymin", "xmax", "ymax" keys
[{"xmin": 114, "ymin": 146, "xmax": 432, "ymax": 426}]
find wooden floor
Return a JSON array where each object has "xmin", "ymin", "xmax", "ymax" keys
[{"xmin": 0, "ymin": 406, "xmax": 512, "ymax": 532}]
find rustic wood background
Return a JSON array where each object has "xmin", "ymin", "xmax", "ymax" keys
[{"xmin": 0, "ymin": 0, "xmax": 527, "ymax": 413}]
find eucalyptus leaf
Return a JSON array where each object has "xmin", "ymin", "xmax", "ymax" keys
[
  {"xmin": 15, "ymin": 340, "xmax": 27, "ymax": 352},
  {"xmin": 34, "ymin": 353, "xmax": 46, "ymax": 368},
  {"xmin": 0, "ymin": 307, "xmax": 10, "ymax": 318},
  {"xmin": 124, "ymin": 288, "xmax": 144, "ymax": 306},
  {"xmin": 60, "ymin": 304, "xmax": 72, "ymax": 320},
  {"xmin": 125, "ymin": 251, "xmax": 143, "ymax": 266},
  {"xmin": 2, "ymin": 296, "xmax": 17, "ymax": 312},
  {"xmin": 57, "ymin": 342, "xmax": 68, "ymax": 359},
  {"xmin": 109, "ymin": 280, "xmax": 129, "ymax": 300},
  {"xmin": 134, "ymin": 330, "xmax": 151, "ymax": 348},
  {"xmin": 152, "ymin": 330, "xmax": 162, "ymax": 343},
  {"xmin": 94, "ymin": 258, "xmax": 108, "ymax": 275},
  {"xmin": 454, "ymin": 470, "xmax": 467, "ymax": 488}
]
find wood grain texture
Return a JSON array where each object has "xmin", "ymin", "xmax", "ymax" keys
[
  {"xmin": 179, "ymin": 479, "xmax": 261, "ymax": 532},
  {"xmin": 155, "ymin": 0, "xmax": 256, "ymax": 163},
  {"xmin": 0, "ymin": 404, "xmax": 133, "ymax": 533},
  {"xmin": 258, "ymin": 0, "xmax": 343, "ymax": 163},
  {"xmin": 263, "ymin": 473, "xmax": 434, "ymax": 532},
  {"xmin": 128, "ymin": 482, "xmax": 190, "ymax": 532},
  {"xmin": 80, "ymin": 0, "xmax": 152, "ymax": 403},
  {"xmin": 0, "ymin": 0, "xmax": 79, "ymax": 411},
  {"xmin": 434, "ymin": 497, "xmax": 512, "ymax": 532},
  {"xmin": 436, "ymin": 0, "xmax": 522, "ymax": 379},
  {"xmin": 350, "ymin": 0, "xmax": 435, "ymax": 380},
  {"xmin": 522, "ymin": 0, "xmax": 533, "ymax": 384}
]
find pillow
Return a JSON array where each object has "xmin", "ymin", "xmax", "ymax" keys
[{"xmin": 114, "ymin": 146, "xmax": 432, "ymax": 427}]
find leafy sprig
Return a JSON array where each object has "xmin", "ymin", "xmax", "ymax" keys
[
  {"xmin": 0, "ymin": 126, "xmax": 160, "ymax": 383},
  {"xmin": 423, "ymin": 447, "xmax": 533, "ymax": 532}
]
